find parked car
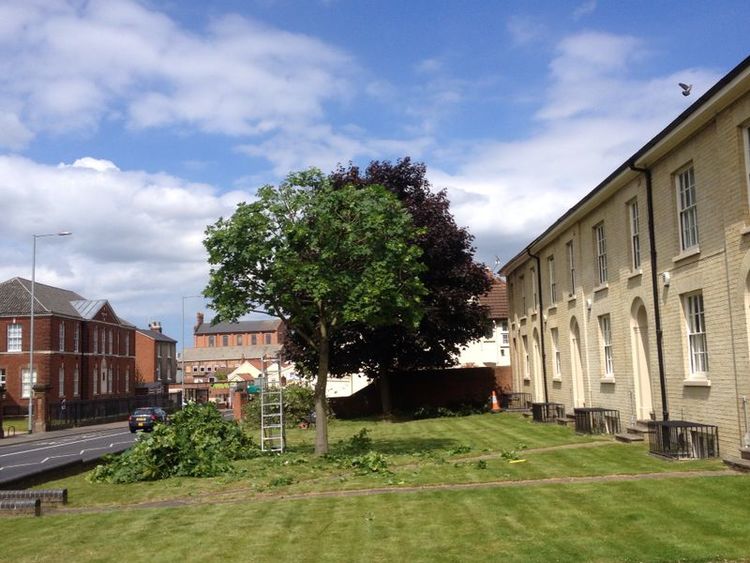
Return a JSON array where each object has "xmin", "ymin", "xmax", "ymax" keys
[{"xmin": 128, "ymin": 407, "xmax": 168, "ymax": 433}]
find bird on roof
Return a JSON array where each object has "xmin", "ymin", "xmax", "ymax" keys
[{"xmin": 679, "ymin": 83, "xmax": 692, "ymax": 96}]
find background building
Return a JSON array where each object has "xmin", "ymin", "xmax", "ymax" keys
[
  {"xmin": 135, "ymin": 321, "xmax": 178, "ymax": 395},
  {"xmin": 456, "ymin": 276, "xmax": 510, "ymax": 368}
]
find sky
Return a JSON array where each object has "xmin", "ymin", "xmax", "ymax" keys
[{"xmin": 1, "ymin": 0, "xmax": 748, "ymax": 349}]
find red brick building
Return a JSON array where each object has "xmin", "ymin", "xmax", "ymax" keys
[
  {"xmin": 182, "ymin": 314, "xmax": 284, "ymax": 382},
  {"xmin": 0, "ymin": 277, "xmax": 136, "ymax": 410},
  {"xmin": 135, "ymin": 321, "xmax": 178, "ymax": 394}
]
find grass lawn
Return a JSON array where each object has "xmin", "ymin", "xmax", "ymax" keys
[{"xmin": 1, "ymin": 412, "xmax": 747, "ymax": 562}]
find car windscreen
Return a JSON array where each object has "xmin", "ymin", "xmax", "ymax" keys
[{"xmin": 133, "ymin": 408, "xmax": 154, "ymax": 415}]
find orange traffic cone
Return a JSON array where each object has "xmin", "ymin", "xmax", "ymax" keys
[{"xmin": 490, "ymin": 390, "xmax": 501, "ymax": 413}]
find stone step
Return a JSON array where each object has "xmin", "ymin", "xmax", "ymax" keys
[
  {"xmin": 626, "ymin": 424, "xmax": 653, "ymax": 435},
  {"xmin": 557, "ymin": 418, "xmax": 574, "ymax": 427},
  {"xmin": 615, "ymin": 432, "xmax": 644, "ymax": 443},
  {"xmin": 723, "ymin": 457, "xmax": 750, "ymax": 472},
  {"xmin": 741, "ymin": 447, "xmax": 750, "ymax": 461}
]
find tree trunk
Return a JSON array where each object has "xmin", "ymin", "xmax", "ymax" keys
[
  {"xmin": 314, "ymin": 327, "xmax": 330, "ymax": 455},
  {"xmin": 379, "ymin": 369, "xmax": 393, "ymax": 418}
]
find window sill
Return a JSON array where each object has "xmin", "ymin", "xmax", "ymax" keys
[
  {"xmin": 741, "ymin": 224, "xmax": 750, "ymax": 236},
  {"xmin": 683, "ymin": 378, "xmax": 711, "ymax": 387},
  {"xmin": 593, "ymin": 283, "xmax": 609, "ymax": 294},
  {"xmin": 523, "ymin": 376, "xmax": 531, "ymax": 382},
  {"xmin": 552, "ymin": 376, "xmax": 562, "ymax": 383},
  {"xmin": 547, "ymin": 305, "xmax": 557, "ymax": 314},
  {"xmin": 567, "ymin": 294, "xmax": 577, "ymax": 303},
  {"xmin": 627, "ymin": 270, "xmax": 642, "ymax": 280},
  {"xmin": 672, "ymin": 246, "xmax": 700, "ymax": 263},
  {"xmin": 599, "ymin": 377, "xmax": 616, "ymax": 384}
]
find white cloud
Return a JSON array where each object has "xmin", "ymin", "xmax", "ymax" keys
[
  {"xmin": 432, "ymin": 31, "xmax": 721, "ymax": 265},
  {"xmin": 0, "ymin": 0, "xmax": 351, "ymax": 144},
  {"xmin": 506, "ymin": 15, "xmax": 546, "ymax": 47},
  {"xmin": 573, "ymin": 0, "xmax": 597, "ymax": 20},
  {"xmin": 0, "ymin": 154, "xmax": 249, "ymax": 328}
]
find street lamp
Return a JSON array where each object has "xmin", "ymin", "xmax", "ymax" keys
[
  {"xmin": 181, "ymin": 295, "xmax": 202, "ymax": 407},
  {"xmin": 28, "ymin": 231, "xmax": 72, "ymax": 434}
]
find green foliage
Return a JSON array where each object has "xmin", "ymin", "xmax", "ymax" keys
[
  {"xmin": 475, "ymin": 460, "xmax": 487, "ymax": 470},
  {"xmin": 446, "ymin": 444, "xmax": 472, "ymax": 456},
  {"xmin": 411, "ymin": 404, "xmax": 489, "ymax": 420},
  {"xmin": 203, "ymin": 168, "xmax": 427, "ymax": 454},
  {"xmin": 349, "ymin": 451, "xmax": 390, "ymax": 474},
  {"xmin": 500, "ymin": 443, "xmax": 528, "ymax": 462},
  {"xmin": 269, "ymin": 475, "xmax": 294, "ymax": 487},
  {"xmin": 242, "ymin": 384, "xmax": 320, "ymax": 428},
  {"xmin": 89, "ymin": 403, "xmax": 257, "ymax": 483}
]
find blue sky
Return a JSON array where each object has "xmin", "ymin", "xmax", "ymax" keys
[{"xmin": 1, "ymin": 0, "xmax": 748, "ymax": 347}]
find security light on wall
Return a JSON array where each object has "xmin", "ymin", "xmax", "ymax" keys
[
  {"xmin": 661, "ymin": 271, "xmax": 671, "ymax": 286},
  {"xmin": 586, "ymin": 298, "xmax": 592, "ymax": 311}
]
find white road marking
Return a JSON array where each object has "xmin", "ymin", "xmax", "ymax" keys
[{"xmin": 0, "ymin": 431, "xmax": 133, "ymax": 459}]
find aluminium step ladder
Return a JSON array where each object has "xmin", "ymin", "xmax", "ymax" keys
[{"xmin": 260, "ymin": 383, "xmax": 285, "ymax": 453}]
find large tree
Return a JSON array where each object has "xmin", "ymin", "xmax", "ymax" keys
[
  {"xmin": 286, "ymin": 158, "xmax": 492, "ymax": 414},
  {"xmin": 203, "ymin": 169, "xmax": 425, "ymax": 454}
]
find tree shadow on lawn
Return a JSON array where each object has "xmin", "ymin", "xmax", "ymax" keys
[{"xmin": 361, "ymin": 437, "xmax": 458, "ymax": 455}]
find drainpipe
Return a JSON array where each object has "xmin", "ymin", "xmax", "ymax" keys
[
  {"xmin": 527, "ymin": 250, "xmax": 550, "ymax": 403},
  {"xmin": 629, "ymin": 162, "xmax": 669, "ymax": 421}
]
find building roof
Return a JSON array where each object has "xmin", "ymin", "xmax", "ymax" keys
[
  {"xmin": 136, "ymin": 328, "xmax": 177, "ymax": 343},
  {"xmin": 195, "ymin": 318, "xmax": 282, "ymax": 335},
  {"xmin": 182, "ymin": 344, "xmax": 283, "ymax": 362},
  {"xmin": 479, "ymin": 277, "xmax": 508, "ymax": 319},
  {"xmin": 0, "ymin": 277, "xmax": 131, "ymax": 327},
  {"xmin": 501, "ymin": 54, "xmax": 750, "ymax": 275}
]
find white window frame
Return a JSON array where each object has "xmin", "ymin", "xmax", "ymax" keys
[
  {"xmin": 58, "ymin": 365, "xmax": 65, "ymax": 398},
  {"xmin": 594, "ymin": 223, "xmax": 608, "ymax": 285},
  {"xmin": 744, "ymin": 127, "xmax": 750, "ymax": 214},
  {"xmin": 548, "ymin": 255, "xmax": 557, "ymax": 305},
  {"xmin": 93, "ymin": 327, "xmax": 98, "ymax": 354},
  {"xmin": 677, "ymin": 166, "xmax": 699, "ymax": 252},
  {"xmin": 684, "ymin": 292, "xmax": 709, "ymax": 377},
  {"xmin": 93, "ymin": 362, "xmax": 99, "ymax": 395},
  {"xmin": 74, "ymin": 325, "xmax": 80, "ymax": 353},
  {"xmin": 125, "ymin": 333, "xmax": 130, "ymax": 356},
  {"xmin": 629, "ymin": 200, "xmax": 641, "ymax": 271},
  {"xmin": 7, "ymin": 323, "xmax": 22, "ymax": 352},
  {"xmin": 21, "ymin": 368, "xmax": 37, "ymax": 399},
  {"xmin": 126, "ymin": 366, "xmax": 130, "ymax": 393},
  {"xmin": 520, "ymin": 275, "xmax": 527, "ymax": 312},
  {"xmin": 566, "ymin": 240, "xmax": 576, "ymax": 296},
  {"xmin": 522, "ymin": 335, "xmax": 530, "ymax": 381},
  {"xmin": 0, "ymin": 368, "xmax": 6, "ymax": 388},
  {"xmin": 551, "ymin": 327, "xmax": 561, "ymax": 380},
  {"xmin": 599, "ymin": 314, "xmax": 614, "ymax": 378},
  {"xmin": 530, "ymin": 267, "xmax": 538, "ymax": 311},
  {"xmin": 108, "ymin": 330, "xmax": 113, "ymax": 355},
  {"xmin": 73, "ymin": 364, "xmax": 79, "ymax": 397},
  {"xmin": 59, "ymin": 322, "xmax": 65, "ymax": 352}
]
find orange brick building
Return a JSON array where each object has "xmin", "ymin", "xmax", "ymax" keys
[{"xmin": 135, "ymin": 321, "xmax": 177, "ymax": 394}]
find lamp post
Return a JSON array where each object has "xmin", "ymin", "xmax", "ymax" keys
[
  {"xmin": 181, "ymin": 295, "xmax": 202, "ymax": 407},
  {"xmin": 28, "ymin": 231, "xmax": 72, "ymax": 434}
]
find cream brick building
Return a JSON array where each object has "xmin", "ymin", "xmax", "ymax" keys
[{"xmin": 501, "ymin": 55, "xmax": 750, "ymax": 462}]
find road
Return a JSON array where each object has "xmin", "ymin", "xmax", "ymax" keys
[{"xmin": 0, "ymin": 427, "xmax": 137, "ymax": 486}]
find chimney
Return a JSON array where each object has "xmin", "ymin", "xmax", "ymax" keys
[
  {"xmin": 195, "ymin": 312, "xmax": 204, "ymax": 333},
  {"xmin": 149, "ymin": 321, "xmax": 162, "ymax": 333}
]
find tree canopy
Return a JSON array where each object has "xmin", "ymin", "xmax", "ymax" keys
[
  {"xmin": 203, "ymin": 169, "xmax": 426, "ymax": 453},
  {"xmin": 285, "ymin": 158, "xmax": 492, "ymax": 413}
]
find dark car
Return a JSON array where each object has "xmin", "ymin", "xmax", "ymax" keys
[{"xmin": 128, "ymin": 407, "xmax": 168, "ymax": 433}]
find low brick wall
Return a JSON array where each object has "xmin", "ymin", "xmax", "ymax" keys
[{"xmin": 330, "ymin": 366, "xmax": 512, "ymax": 418}]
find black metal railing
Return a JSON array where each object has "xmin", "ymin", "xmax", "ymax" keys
[
  {"xmin": 47, "ymin": 395, "xmax": 177, "ymax": 430},
  {"xmin": 648, "ymin": 420, "xmax": 719, "ymax": 459},
  {"xmin": 500, "ymin": 392, "xmax": 532, "ymax": 411},
  {"xmin": 574, "ymin": 407, "xmax": 620, "ymax": 435},
  {"xmin": 532, "ymin": 402, "xmax": 566, "ymax": 423}
]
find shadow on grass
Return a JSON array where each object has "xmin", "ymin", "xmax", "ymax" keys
[{"xmin": 366, "ymin": 437, "xmax": 459, "ymax": 455}]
